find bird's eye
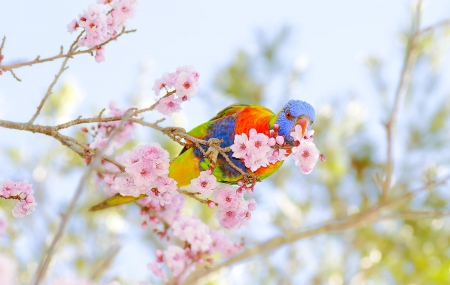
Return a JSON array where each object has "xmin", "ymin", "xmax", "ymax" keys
[
  {"xmin": 311, "ymin": 120, "xmax": 314, "ymax": 125},
  {"xmin": 285, "ymin": 109, "xmax": 294, "ymax": 120}
]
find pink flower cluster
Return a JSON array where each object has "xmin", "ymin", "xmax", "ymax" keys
[
  {"xmin": 85, "ymin": 102, "xmax": 136, "ymax": 157},
  {"xmin": 152, "ymin": 66, "xmax": 200, "ymax": 115},
  {"xmin": 67, "ymin": 0, "xmax": 137, "ymax": 61},
  {"xmin": 190, "ymin": 171, "xmax": 256, "ymax": 229},
  {"xmin": 149, "ymin": 214, "xmax": 243, "ymax": 283},
  {"xmin": 138, "ymin": 191, "xmax": 243, "ymax": 282},
  {"xmin": 108, "ymin": 143, "xmax": 178, "ymax": 205},
  {"xmin": 0, "ymin": 180, "xmax": 37, "ymax": 217},
  {"xmin": 138, "ymin": 194, "xmax": 185, "ymax": 230},
  {"xmin": 214, "ymin": 185, "xmax": 257, "ymax": 230},
  {"xmin": 172, "ymin": 216, "xmax": 212, "ymax": 252},
  {"xmin": 231, "ymin": 128, "xmax": 288, "ymax": 172},
  {"xmin": 290, "ymin": 125, "xmax": 320, "ymax": 174}
]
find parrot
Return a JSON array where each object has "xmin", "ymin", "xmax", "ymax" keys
[{"xmin": 89, "ymin": 99, "xmax": 315, "ymax": 211}]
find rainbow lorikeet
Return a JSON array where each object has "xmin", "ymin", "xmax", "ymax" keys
[{"xmin": 90, "ymin": 100, "xmax": 315, "ymax": 211}]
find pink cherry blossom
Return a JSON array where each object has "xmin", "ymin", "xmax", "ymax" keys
[
  {"xmin": 209, "ymin": 230, "xmax": 242, "ymax": 257},
  {"xmin": 267, "ymin": 148, "xmax": 288, "ymax": 164},
  {"xmin": 153, "ymin": 176, "xmax": 177, "ymax": 196},
  {"xmin": 290, "ymin": 125, "xmax": 304, "ymax": 142},
  {"xmin": 117, "ymin": 150, "xmax": 142, "ymax": 169},
  {"xmin": 0, "ymin": 180, "xmax": 17, "ymax": 198},
  {"xmin": 151, "ymin": 158, "xmax": 170, "ymax": 177},
  {"xmin": 67, "ymin": 19, "xmax": 79, "ymax": 33},
  {"xmin": 109, "ymin": 143, "xmax": 176, "ymax": 205},
  {"xmin": 213, "ymin": 185, "xmax": 250, "ymax": 229},
  {"xmin": 268, "ymin": 137, "xmax": 276, "ymax": 146},
  {"xmin": 276, "ymin": 135, "xmax": 284, "ymax": 145},
  {"xmin": 190, "ymin": 171, "xmax": 218, "ymax": 198},
  {"xmin": 172, "ymin": 216, "xmax": 212, "ymax": 252},
  {"xmin": 216, "ymin": 207, "xmax": 247, "ymax": 229},
  {"xmin": 248, "ymin": 131, "xmax": 272, "ymax": 154},
  {"xmin": 290, "ymin": 125, "xmax": 315, "ymax": 143},
  {"xmin": 152, "ymin": 78, "xmax": 169, "ymax": 96},
  {"xmin": 95, "ymin": 47, "xmax": 105, "ymax": 63},
  {"xmin": 76, "ymin": 5, "xmax": 110, "ymax": 48},
  {"xmin": 111, "ymin": 175, "xmax": 143, "ymax": 197},
  {"xmin": 247, "ymin": 198, "xmax": 257, "ymax": 211},
  {"xmin": 139, "ymin": 194, "xmax": 185, "ymax": 226},
  {"xmin": 245, "ymin": 153, "xmax": 270, "ymax": 172},
  {"xmin": 176, "ymin": 66, "xmax": 200, "ymax": 83},
  {"xmin": 155, "ymin": 95, "xmax": 182, "ymax": 115},
  {"xmin": 148, "ymin": 262, "xmax": 168, "ymax": 282},
  {"xmin": 136, "ymin": 143, "xmax": 169, "ymax": 161},
  {"xmin": 230, "ymin": 133, "xmax": 250, "ymax": 159},
  {"xmin": 127, "ymin": 162, "xmax": 157, "ymax": 187},
  {"xmin": 90, "ymin": 135, "xmax": 113, "ymax": 155},
  {"xmin": 1, "ymin": 180, "xmax": 37, "ymax": 217},
  {"xmin": 12, "ymin": 199, "xmax": 37, "ymax": 218},
  {"xmin": 164, "ymin": 246, "xmax": 188, "ymax": 277},
  {"xmin": 159, "ymin": 194, "xmax": 184, "ymax": 224},
  {"xmin": 175, "ymin": 71, "xmax": 198, "ymax": 100},
  {"xmin": 69, "ymin": 1, "xmax": 138, "ymax": 57},
  {"xmin": 94, "ymin": 102, "xmax": 137, "ymax": 150},
  {"xmin": 113, "ymin": 0, "xmax": 137, "ymax": 22},
  {"xmin": 213, "ymin": 185, "xmax": 240, "ymax": 206},
  {"xmin": 291, "ymin": 140, "xmax": 320, "ymax": 174},
  {"xmin": 231, "ymin": 129, "xmax": 287, "ymax": 172}
]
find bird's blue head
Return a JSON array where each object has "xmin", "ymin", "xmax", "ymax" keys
[{"xmin": 273, "ymin": 100, "xmax": 315, "ymax": 146}]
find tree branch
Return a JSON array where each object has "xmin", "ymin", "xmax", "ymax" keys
[
  {"xmin": 184, "ymin": 174, "xmax": 449, "ymax": 285},
  {"xmin": 420, "ymin": 18, "xmax": 450, "ymax": 35},
  {"xmin": 90, "ymin": 245, "xmax": 122, "ymax": 281},
  {"xmin": 0, "ymin": 29, "xmax": 136, "ymax": 72},
  {"xmin": 382, "ymin": 1, "xmax": 422, "ymax": 200},
  {"xmin": 33, "ymin": 110, "xmax": 134, "ymax": 285}
]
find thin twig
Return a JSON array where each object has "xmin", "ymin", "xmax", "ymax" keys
[
  {"xmin": 9, "ymin": 69, "xmax": 21, "ymax": 82},
  {"xmin": 420, "ymin": 18, "xmax": 450, "ymax": 35},
  {"xmin": 90, "ymin": 245, "xmax": 121, "ymax": 281},
  {"xmin": 33, "ymin": 110, "xmax": 134, "ymax": 285},
  {"xmin": 177, "ymin": 189, "xmax": 215, "ymax": 205},
  {"xmin": 382, "ymin": 1, "xmax": 422, "ymax": 200},
  {"xmin": 0, "ymin": 36, "xmax": 6, "ymax": 56},
  {"xmin": 28, "ymin": 62, "xmax": 70, "ymax": 124},
  {"xmin": 383, "ymin": 211, "xmax": 450, "ymax": 220},
  {"xmin": 0, "ymin": 29, "xmax": 136, "ymax": 72}
]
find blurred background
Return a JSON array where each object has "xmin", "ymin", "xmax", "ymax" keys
[{"xmin": 1, "ymin": 0, "xmax": 450, "ymax": 284}]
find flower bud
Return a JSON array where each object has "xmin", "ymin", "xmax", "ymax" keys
[{"xmin": 276, "ymin": 136, "xmax": 284, "ymax": 145}]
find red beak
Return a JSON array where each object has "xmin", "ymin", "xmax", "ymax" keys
[{"xmin": 297, "ymin": 118, "xmax": 308, "ymax": 136}]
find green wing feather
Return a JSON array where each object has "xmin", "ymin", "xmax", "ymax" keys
[{"xmin": 89, "ymin": 194, "xmax": 146, "ymax": 211}]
